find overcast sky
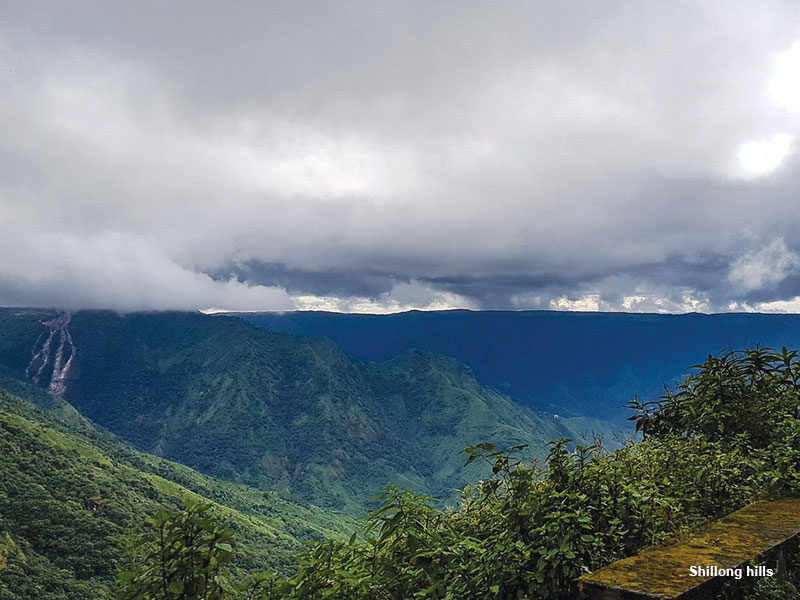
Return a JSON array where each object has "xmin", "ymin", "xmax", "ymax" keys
[{"xmin": 4, "ymin": 2, "xmax": 800, "ymax": 313}]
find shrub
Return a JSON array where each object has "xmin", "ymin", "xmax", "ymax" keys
[{"xmin": 116, "ymin": 497, "xmax": 235, "ymax": 600}]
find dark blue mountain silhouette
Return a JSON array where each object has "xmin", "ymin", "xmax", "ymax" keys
[{"xmin": 236, "ymin": 310, "xmax": 800, "ymax": 423}]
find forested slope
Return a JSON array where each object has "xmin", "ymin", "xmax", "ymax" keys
[
  {"xmin": 0, "ymin": 309, "xmax": 616, "ymax": 511},
  {"xmin": 0, "ymin": 383, "xmax": 355, "ymax": 600}
]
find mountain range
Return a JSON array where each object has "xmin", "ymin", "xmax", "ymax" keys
[
  {"xmin": 3, "ymin": 306, "xmax": 800, "ymax": 598},
  {"xmin": 235, "ymin": 309, "xmax": 800, "ymax": 422},
  {"xmin": 0, "ymin": 309, "xmax": 613, "ymax": 513}
]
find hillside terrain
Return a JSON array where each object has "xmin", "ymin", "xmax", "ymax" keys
[
  {"xmin": 236, "ymin": 309, "xmax": 800, "ymax": 421},
  {"xmin": 3, "ymin": 308, "xmax": 798, "ymax": 599},
  {"xmin": 0, "ymin": 379, "xmax": 356, "ymax": 600},
  {"xmin": 110, "ymin": 346, "xmax": 800, "ymax": 600},
  {"xmin": 240, "ymin": 347, "xmax": 800, "ymax": 600},
  {"xmin": 0, "ymin": 309, "xmax": 615, "ymax": 512}
]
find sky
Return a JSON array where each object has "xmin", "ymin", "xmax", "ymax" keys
[{"xmin": 4, "ymin": 2, "xmax": 800, "ymax": 314}]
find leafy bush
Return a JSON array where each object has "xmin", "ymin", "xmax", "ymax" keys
[
  {"xmin": 628, "ymin": 346, "xmax": 800, "ymax": 449},
  {"xmin": 116, "ymin": 497, "xmax": 235, "ymax": 600}
]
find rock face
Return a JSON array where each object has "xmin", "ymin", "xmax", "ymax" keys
[
  {"xmin": 577, "ymin": 498, "xmax": 800, "ymax": 599},
  {"xmin": 25, "ymin": 312, "xmax": 75, "ymax": 395}
]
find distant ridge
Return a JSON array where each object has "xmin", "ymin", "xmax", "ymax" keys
[{"xmin": 234, "ymin": 309, "xmax": 800, "ymax": 422}]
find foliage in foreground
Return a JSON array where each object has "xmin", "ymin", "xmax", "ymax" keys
[
  {"xmin": 116, "ymin": 497, "xmax": 235, "ymax": 600},
  {"xmin": 119, "ymin": 347, "xmax": 800, "ymax": 599}
]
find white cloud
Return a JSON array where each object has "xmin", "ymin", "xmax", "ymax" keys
[
  {"xmin": 292, "ymin": 280, "xmax": 475, "ymax": 314},
  {"xmin": 0, "ymin": 230, "xmax": 293, "ymax": 312},
  {"xmin": 5, "ymin": 4, "xmax": 800, "ymax": 312},
  {"xmin": 751, "ymin": 296, "xmax": 800, "ymax": 312},
  {"xmin": 549, "ymin": 295, "xmax": 603, "ymax": 312},
  {"xmin": 533, "ymin": 290, "xmax": 711, "ymax": 314},
  {"xmin": 728, "ymin": 238, "xmax": 800, "ymax": 291},
  {"xmin": 620, "ymin": 291, "xmax": 710, "ymax": 313},
  {"xmin": 508, "ymin": 285, "xmax": 713, "ymax": 314}
]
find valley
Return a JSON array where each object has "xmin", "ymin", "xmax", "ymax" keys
[
  {"xmin": 2, "ymin": 308, "xmax": 800, "ymax": 598},
  {"xmin": 0, "ymin": 380, "xmax": 357, "ymax": 599},
  {"xmin": 0, "ymin": 309, "xmax": 616, "ymax": 513}
]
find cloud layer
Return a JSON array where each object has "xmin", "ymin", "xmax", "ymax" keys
[{"xmin": 3, "ymin": 2, "xmax": 800, "ymax": 312}]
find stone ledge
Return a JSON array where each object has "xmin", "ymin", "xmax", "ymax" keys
[{"xmin": 577, "ymin": 497, "xmax": 800, "ymax": 599}]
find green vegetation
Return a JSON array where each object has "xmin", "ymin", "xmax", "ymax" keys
[
  {"xmin": 118, "ymin": 346, "xmax": 799, "ymax": 600},
  {"xmin": 0, "ymin": 310, "xmax": 619, "ymax": 511},
  {"xmin": 0, "ymin": 386, "xmax": 356, "ymax": 600},
  {"xmin": 117, "ymin": 498, "xmax": 236, "ymax": 600},
  {"xmin": 7, "ymin": 307, "xmax": 800, "ymax": 598}
]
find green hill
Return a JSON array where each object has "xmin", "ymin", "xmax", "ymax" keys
[
  {"xmin": 0, "ymin": 309, "xmax": 618, "ymax": 511},
  {"xmin": 0, "ymin": 381, "xmax": 356, "ymax": 600}
]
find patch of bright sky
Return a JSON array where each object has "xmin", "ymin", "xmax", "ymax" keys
[
  {"xmin": 621, "ymin": 291, "xmax": 710, "ymax": 314},
  {"xmin": 738, "ymin": 133, "xmax": 793, "ymax": 178},
  {"xmin": 289, "ymin": 281, "xmax": 476, "ymax": 314},
  {"xmin": 770, "ymin": 42, "xmax": 800, "ymax": 112},
  {"xmin": 730, "ymin": 297, "xmax": 800, "ymax": 313},
  {"xmin": 733, "ymin": 43, "xmax": 800, "ymax": 180}
]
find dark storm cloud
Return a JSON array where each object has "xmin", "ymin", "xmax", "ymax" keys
[
  {"xmin": 219, "ymin": 262, "xmax": 397, "ymax": 299},
  {"xmin": 3, "ymin": 1, "xmax": 800, "ymax": 312}
]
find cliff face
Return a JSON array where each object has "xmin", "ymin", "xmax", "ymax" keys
[{"xmin": 25, "ymin": 312, "xmax": 76, "ymax": 395}]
